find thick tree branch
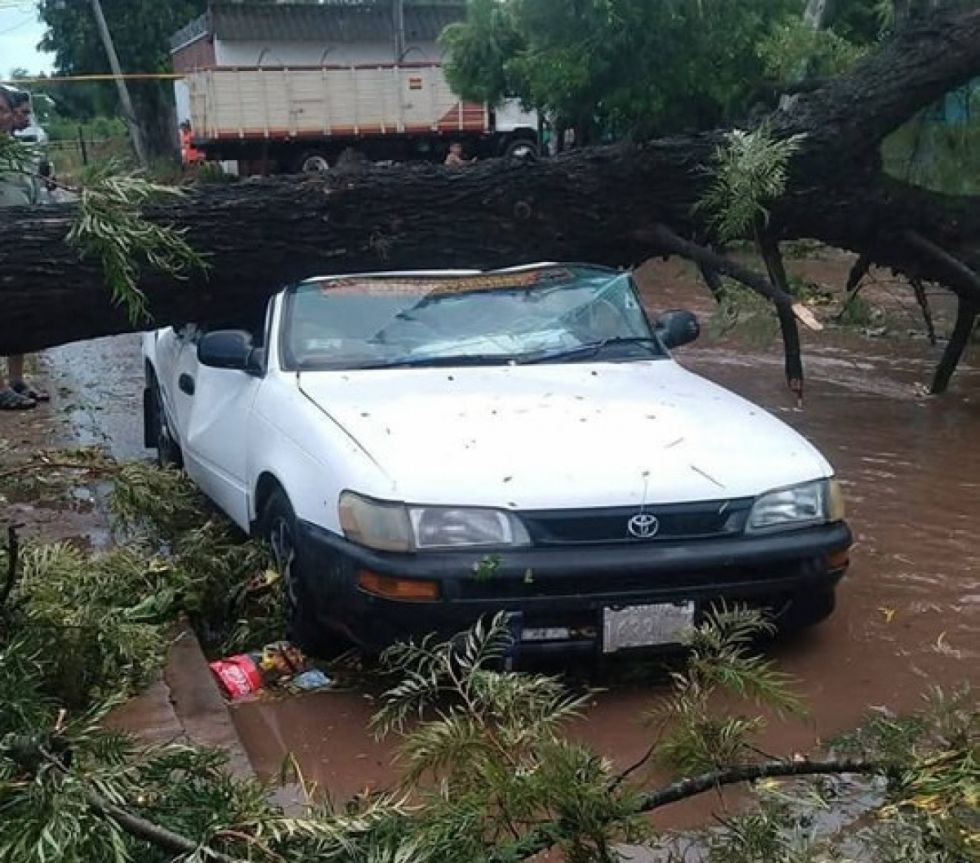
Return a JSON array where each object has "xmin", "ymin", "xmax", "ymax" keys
[
  {"xmin": 909, "ymin": 276, "xmax": 937, "ymax": 345},
  {"xmin": 903, "ymin": 230, "xmax": 980, "ymax": 300},
  {"xmin": 500, "ymin": 757, "xmax": 886, "ymax": 861},
  {"xmin": 85, "ymin": 788, "xmax": 244, "ymax": 863},
  {"xmin": 647, "ymin": 225, "xmax": 792, "ymax": 305},
  {"xmin": 930, "ymin": 299, "xmax": 977, "ymax": 394},
  {"xmin": 1, "ymin": 524, "xmax": 19, "ymax": 610},
  {"xmin": 845, "ymin": 252, "xmax": 872, "ymax": 296},
  {"xmin": 29, "ymin": 747, "xmax": 244, "ymax": 863},
  {"xmin": 755, "ymin": 228, "xmax": 804, "ymax": 401},
  {"xmin": 650, "ymin": 225, "xmax": 805, "ymax": 397}
]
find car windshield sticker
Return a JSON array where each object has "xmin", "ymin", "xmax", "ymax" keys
[{"xmin": 315, "ymin": 267, "xmax": 576, "ymax": 297}]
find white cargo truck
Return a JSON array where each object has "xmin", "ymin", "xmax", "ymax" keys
[{"xmin": 171, "ymin": 2, "xmax": 539, "ymax": 173}]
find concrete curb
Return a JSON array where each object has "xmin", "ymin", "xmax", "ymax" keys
[
  {"xmin": 165, "ymin": 617, "xmax": 256, "ymax": 780},
  {"xmin": 108, "ymin": 617, "xmax": 256, "ymax": 781}
]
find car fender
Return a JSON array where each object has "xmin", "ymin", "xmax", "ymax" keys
[{"xmin": 248, "ymin": 379, "xmax": 394, "ymax": 535}]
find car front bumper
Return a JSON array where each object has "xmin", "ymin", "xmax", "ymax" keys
[{"xmin": 296, "ymin": 520, "xmax": 852, "ymax": 655}]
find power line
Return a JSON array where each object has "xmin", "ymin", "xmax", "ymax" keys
[{"xmin": 0, "ymin": 73, "xmax": 185, "ymax": 85}]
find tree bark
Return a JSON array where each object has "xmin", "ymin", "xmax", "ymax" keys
[{"xmin": 0, "ymin": 7, "xmax": 977, "ymax": 368}]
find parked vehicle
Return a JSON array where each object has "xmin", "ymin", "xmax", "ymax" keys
[
  {"xmin": 170, "ymin": 3, "xmax": 539, "ymax": 173},
  {"xmin": 142, "ymin": 264, "xmax": 851, "ymax": 656}
]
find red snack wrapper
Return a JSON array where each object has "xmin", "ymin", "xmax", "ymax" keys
[{"xmin": 209, "ymin": 654, "xmax": 263, "ymax": 700}]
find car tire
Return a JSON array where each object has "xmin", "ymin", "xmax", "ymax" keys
[
  {"xmin": 260, "ymin": 488, "xmax": 341, "ymax": 657},
  {"xmin": 774, "ymin": 588, "xmax": 836, "ymax": 633},
  {"xmin": 150, "ymin": 376, "xmax": 183, "ymax": 469}
]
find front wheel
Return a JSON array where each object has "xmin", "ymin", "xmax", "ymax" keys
[
  {"xmin": 149, "ymin": 376, "xmax": 182, "ymax": 468},
  {"xmin": 773, "ymin": 588, "xmax": 836, "ymax": 634},
  {"xmin": 260, "ymin": 488, "xmax": 340, "ymax": 657}
]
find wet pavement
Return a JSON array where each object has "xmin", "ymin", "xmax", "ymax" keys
[
  {"xmin": 5, "ymin": 256, "xmax": 978, "ymax": 820},
  {"xmin": 47, "ymin": 333, "xmax": 147, "ymax": 460}
]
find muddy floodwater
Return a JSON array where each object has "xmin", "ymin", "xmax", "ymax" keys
[
  {"xmin": 6, "ymin": 258, "xmax": 975, "ymax": 825},
  {"xmin": 228, "ymin": 261, "xmax": 980, "ymax": 812}
]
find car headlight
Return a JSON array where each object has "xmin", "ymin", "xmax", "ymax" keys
[
  {"xmin": 747, "ymin": 479, "xmax": 845, "ymax": 533},
  {"xmin": 339, "ymin": 492, "xmax": 530, "ymax": 551}
]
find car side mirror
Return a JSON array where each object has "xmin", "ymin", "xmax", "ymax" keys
[
  {"xmin": 198, "ymin": 329, "xmax": 263, "ymax": 374},
  {"xmin": 656, "ymin": 310, "xmax": 700, "ymax": 349}
]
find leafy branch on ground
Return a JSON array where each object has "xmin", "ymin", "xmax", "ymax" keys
[{"xmin": 1, "ymin": 454, "xmax": 976, "ymax": 862}]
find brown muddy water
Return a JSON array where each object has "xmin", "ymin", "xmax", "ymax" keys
[{"xmin": 229, "ymin": 260, "xmax": 980, "ymax": 815}]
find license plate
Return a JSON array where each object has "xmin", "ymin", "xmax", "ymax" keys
[
  {"xmin": 521, "ymin": 626, "xmax": 570, "ymax": 642},
  {"xmin": 602, "ymin": 602, "xmax": 695, "ymax": 653}
]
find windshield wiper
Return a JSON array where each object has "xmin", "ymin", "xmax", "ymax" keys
[
  {"xmin": 517, "ymin": 336, "xmax": 663, "ymax": 364},
  {"xmin": 355, "ymin": 353, "xmax": 517, "ymax": 370}
]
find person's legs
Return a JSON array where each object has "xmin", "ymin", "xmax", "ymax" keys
[
  {"xmin": 0, "ymin": 357, "xmax": 36, "ymax": 410},
  {"xmin": 7, "ymin": 354, "xmax": 23, "ymax": 382},
  {"xmin": 7, "ymin": 354, "xmax": 49, "ymax": 402}
]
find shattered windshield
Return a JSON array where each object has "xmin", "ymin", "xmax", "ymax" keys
[{"xmin": 281, "ymin": 265, "xmax": 663, "ymax": 370}]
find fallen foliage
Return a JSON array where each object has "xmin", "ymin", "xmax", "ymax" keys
[{"xmin": 0, "ymin": 454, "xmax": 976, "ymax": 862}]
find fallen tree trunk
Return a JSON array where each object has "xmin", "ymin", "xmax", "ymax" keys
[{"xmin": 0, "ymin": 8, "xmax": 978, "ymax": 390}]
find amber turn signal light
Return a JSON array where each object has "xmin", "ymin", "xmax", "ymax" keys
[
  {"xmin": 357, "ymin": 570, "xmax": 440, "ymax": 601},
  {"xmin": 826, "ymin": 549, "xmax": 850, "ymax": 569}
]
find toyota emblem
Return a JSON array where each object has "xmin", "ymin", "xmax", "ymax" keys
[{"xmin": 627, "ymin": 513, "xmax": 659, "ymax": 539}]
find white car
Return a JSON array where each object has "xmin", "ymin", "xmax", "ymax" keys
[{"xmin": 142, "ymin": 263, "xmax": 851, "ymax": 656}]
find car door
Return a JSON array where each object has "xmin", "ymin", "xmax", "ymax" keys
[{"xmin": 172, "ymin": 304, "xmax": 272, "ymax": 529}]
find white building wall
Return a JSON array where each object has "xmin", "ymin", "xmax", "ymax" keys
[{"xmin": 213, "ymin": 39, "xmax": 446, "ymax": 68}]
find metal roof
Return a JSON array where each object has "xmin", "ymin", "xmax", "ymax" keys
[{"xmin": 172, "ymin": 2, "xmax": 465, "ymax": 51}]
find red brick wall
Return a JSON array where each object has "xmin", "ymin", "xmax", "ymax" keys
[{"xmin": 172, "ymin": 37, "xmax": 216, "ymax": 73}]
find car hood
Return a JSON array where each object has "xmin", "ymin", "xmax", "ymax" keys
[{"xmin": 296, "ymin": 361, "xmax": 831, "ymax": 509}]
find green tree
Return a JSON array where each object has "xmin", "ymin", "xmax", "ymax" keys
[
  {"xmin": 37, "ymin": 0, "xmax": 207, "ymax": 157},
  {"xmin": 443, "ymin": 0, "xmax": 808, "ymax": 141}
]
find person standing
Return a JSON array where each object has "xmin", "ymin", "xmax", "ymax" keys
[{"xmin": 0, "ymin": 86, "xmax": 47, "ymax": 410}]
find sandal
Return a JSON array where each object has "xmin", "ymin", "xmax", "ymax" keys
[
  {"xmin": 11, "ymin": 381, "xmax": 49, "ymax": 402},
  {"xmin": 0, "ymin": 386, "xmax": 37, "ymax": 410}
]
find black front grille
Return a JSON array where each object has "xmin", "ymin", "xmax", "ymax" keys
[{"xmin": 519, "ymin": 498, "xmax": 753, "ymax": 546}]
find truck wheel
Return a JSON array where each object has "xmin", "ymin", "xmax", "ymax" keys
[
  {"xmin": 296, "ymin": 151, "xmax": 331, "ymax": 173},
  {"xmin": 504, "ymin": 137, "xmax": 538, "ymax": 159}
]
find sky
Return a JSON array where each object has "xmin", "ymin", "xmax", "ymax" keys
[{"xmin": 0, "ymin": 1, "xmax": 54, "ymax": 78}]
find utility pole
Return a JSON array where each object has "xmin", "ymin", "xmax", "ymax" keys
[
  {"xmin": 89, "ymin": 0, "xmax": 148, "ymax": 168},
  {"xmin": 392, "ymin": 0, "xmax": 405, "ymax": 62}
]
